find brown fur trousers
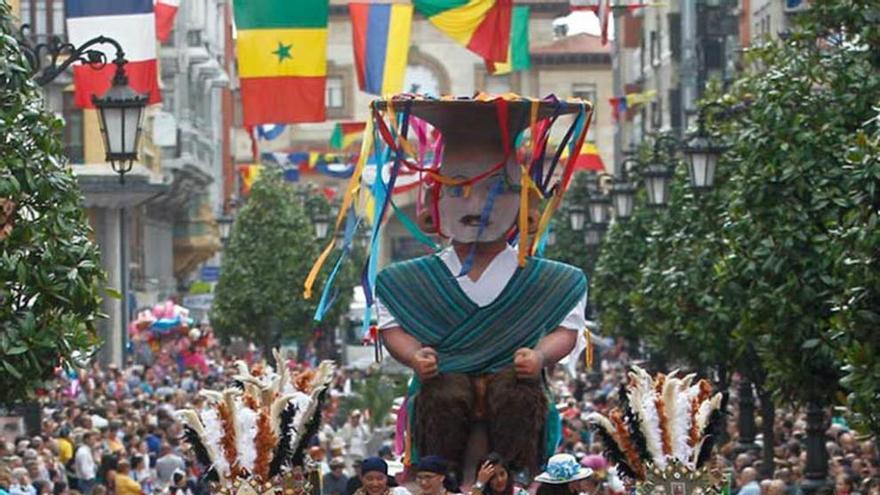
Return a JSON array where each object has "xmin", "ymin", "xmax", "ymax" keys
[{"xmin": 414, "ymin": 368, "xmax": 548, "ymax": 474}]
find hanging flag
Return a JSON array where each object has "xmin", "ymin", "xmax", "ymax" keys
[
  {"xmin": 66, "ymin": 0, "xmax": 161, "ymax": 108},
  {"xmin": 330, "ymin": 122, "xmax": 367, "ymax": 150},
  {"xmin": 256, "ymin": 124, "xmax": 287, "ymax": 141},
  {"xmin": 413, "ymin": 0, "xmax": 512, "ymax": 63},
  {"xmin": 486, "ymin": 5, "xmax": 530, "ymax": 75},
  {"xmin": 598, "ymin": 0, "xmax": 610, "ymax": 45},
  {"xmin": 154, "ymin": 0, "xmax": 179, "ymax": 42},
  {"xmin": 625, "ymin": 89, "xmax": 657, "ymax": 106},
  {"xmin": 350, "ymin": 3, "xmax": 413, "ymax": 96},
  {"xmin": 232, "ymin": 0, "xmax": 329, "ymax": 125},
  {"xmin": 238, "ymin": 164, "xmax": 264, "ymax": 196},
  {"xmin": 566, "ymin": 142, "xmax": 605, "ymax": 172}
]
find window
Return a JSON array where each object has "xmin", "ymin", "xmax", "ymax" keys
[
  {"xmin": 650, "ymin": 30, "xmax": 660, "ymax": 67},
  {"xmin": 651, "ymin": 98, "xmax": 662, "ymax": 129},
  {"xmin": 668, "ymin": 13, "xmax": 681, "ymax": 62},
  {"xmin": 640, "ymin": 36, "xmax": 646, "ymax": 75},
  {"xmin": 669, "ymin": 87, "xmax": 681, "ymax": 131},
  {"xmin": 484, "ymin": 74, "xmax": 511, "ymax": 95},
  {"xmin": 326, "ymin": 76, "xmax": 344, "ymax": 110},
  {"xmin": 62, "ymin": 91, "xmax": 84, "ymax": 164},
  {"xmin": 571, "ymin": 83, "xmax": 597, "ymax": 104}
]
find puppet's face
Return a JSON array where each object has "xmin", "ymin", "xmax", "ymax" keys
[{"xmin": 438, "ymin": 160, "xmax": 521, "ymax": 243}]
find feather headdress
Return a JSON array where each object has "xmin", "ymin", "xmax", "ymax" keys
[
  {"xmin": 177, "ymin": 355, "xmax": 336, "ymax": 495},
  {"xmin": 585, "ymin": 366, "xmax": 725, "ymax": 495}
]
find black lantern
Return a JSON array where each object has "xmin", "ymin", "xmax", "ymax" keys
[
  {"xmin": 683, "ymin": 103, "xmax": 728, "ymax": 191},
  {"xmin": 584, "ymin": 223, "xmax": 607, "ymax": 247},
  {"xmin": 93, "ymin": 57, "xmax": 148, "ymax": 184},
  {"xmin": 610, "ymin": 180, "xmax": 638, "ymax": 220},
  {"xmin": 587, "ymin": 192, "xmax": 611, "ymax": 226},
  {"xmin": 313, "ymin": 214, "xmax": 331, "ymax": 239},
  {"xmin": 610, "ymin": 157, "xmax": 640, "ymax": 220},
  {"xmin": 217, "ymin": 215, "xmax": 234, "ymax": 247},
  {"xmin": 569, "ymin": 205, "xmax": 587, "ymax": 231},
  {"xmin": 643, "ymin": 162, "xmax": 673, "ymax": 207}
]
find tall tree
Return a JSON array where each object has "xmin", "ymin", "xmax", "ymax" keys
[
  {"xmin": 211, "ymin": 171, "xmax": 357, "ymax": 359},
  {"xmin": 1, "ymin": 3, "xmax": 106, "ymax": 405}
]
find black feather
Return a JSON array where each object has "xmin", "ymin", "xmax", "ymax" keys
[
  {"xmin": 291, "ymin": 388, "xmax": 328, "ymax": 467},
  {"xmin": 695, "ymin": 405, "xmax": 724, "ymax": 469},
  {"xmin": 590, "ymin": 423, "xmax": 637, "ymax": 480},
  {"xmin": 182, "ymin": 426, "xmax": 219, "ymax": 482},
  {"xmin": 231, "ymin": 379, "xmax": 245, "ymax": 390},
  {"xmin": 269, "ymin": 399, "xmax": 300, "ymax": 477},
  {"xmin": 618, "ymin": 383, "xmax": 651, "ymax": 463}
]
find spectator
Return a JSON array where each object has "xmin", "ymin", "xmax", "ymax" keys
[
  {"xmin": 8, "ymin": 468, "xmax": 36, "ymax": 495},
  {"xmin": 73, "ymin": 433, "xmax": 97, "ymax": 495},
  {"xmin": 112, "ymin": 462, "xmax": 139, "ymax": 495},
  {"xmin": 324, "ymin": 458, "xmax": 348, "ymax": 495},
  {"xmin": 739, "ymin": 468, "xmax": 761, "ymax": 495},
  {"xmin": 339, "ymin": 412, "xmax": 370, "ymax": 461},
  {"xmin": 154, "ymin": 446, "xmax": 184, "ymax": 488}
]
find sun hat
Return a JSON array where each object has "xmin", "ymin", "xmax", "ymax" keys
[
  {"xmin": 330, "ymin": 457, "xmax": 346, "ymax": 468},
  {"xmin": 535, "ymin": 454, "xmax": 594, "ymax": 484}
]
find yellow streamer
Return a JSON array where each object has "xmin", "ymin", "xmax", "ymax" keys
[
  {"xmin": 585, "ymin": 329, "xmax": 593, "ymax": 369},
  {"xmin": 303, "ymin": 118, "xmax": 375, "ymax": 299},
  {"xmin": 517, "ymin": 163, "xmax": 529, "ymax": 267}
]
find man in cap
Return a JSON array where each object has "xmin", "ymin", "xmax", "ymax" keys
[
  {"xmin": 323, "ymin": 458, "xmax": 349, "ymax": 495},
  {"xmin": 374, "ymin": 96, "xmax": 590, "ymax": 475},
  {"xmin": 338, "ymin": 410, "xmax": 370, "ymax": 460}
]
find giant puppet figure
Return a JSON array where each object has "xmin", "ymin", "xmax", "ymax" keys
[{"xmin": 370, "ymin": 95, "xmax": 593, "ymax": 476}]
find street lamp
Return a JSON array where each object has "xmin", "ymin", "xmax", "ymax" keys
[
  {"xmin": 217, "ymin": 215, "xmax": 234, "ymax": 247},
  {"xmin": 584, "ymin": 223, "xmax": 606, "ymax": 247},
  {"xmin": 569, "ymin": 205, "xmax": 587, "ymax": 231},
  {"xmin": 545, "ymin": 228, "xmax": 557, "ymax": 247},
  {"xmin": 313, "ymin": 214, "xmax": 331, "ymax": 239},
  {"xmin": 643, "ymin": 135, "xmax": 678, "ymax": 207},
  {"xmin": 610, "ymin": 158, "xmax": 640, "ymax": 220},
  {"xmin": 94, "ymin": 57, "xmax": 148, "ymax": 184},
  {"xmin": 586, "ymin": 189, "xmax": 611, "ymax": 226},
  {"xmin": 18, "ymin": 28, "xmax": 149, "ymax": 183},
  {"xmin": 683, "ymin": 102, "xmax": 728, "ymax": 191}
]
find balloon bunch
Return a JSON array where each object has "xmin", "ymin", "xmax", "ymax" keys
[{"xmin": 129, "ymin": 300, "xmax": 195, "ymax": 349}]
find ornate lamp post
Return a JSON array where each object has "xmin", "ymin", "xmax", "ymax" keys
[
  {"xmin": 643, "ymin": 135, "xmax": 679, "ymax": 207},
  {"xmin": 19, "ymin": 27, "xmax": 149, "ymax": 183},
  {"xmin": 569, "ymin": 205, "xmax": 587, "ymax": 231},
  {"xmin": 313, "ymin": 214, "xmax": 331, "ymax": 239},
  {"xmin": 610, "ymin": 158, "xmax": 640, "ymax": 220},
  {"xmin": 683, "ymin": 102, "xmax": 728, "ymax": 191},
  {"xmin": 586, "ymin": 184, "xmax": 611, "ymax": 226},
  {"xmin": 584, "ymin": 223, "xmax": 606, "ymax": 247},
  {"xmin": 218, "ymin": 215, "xmax": 234, "ymax": 248}
]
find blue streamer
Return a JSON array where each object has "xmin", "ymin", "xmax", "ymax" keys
[
  {"xmin": 257, "ymin": 124, "xmax": 286, "ymax": 141},
  {"xmin": 313, "ymin": 210, "xmax": 359, "ymax": 321}
]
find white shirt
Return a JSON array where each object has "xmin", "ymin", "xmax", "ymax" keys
[
  {"xmin": 376, "ymin": 245, "xmax": 587, "ymax": 331},
  {"xmin": 74, "ymin": 445, "xmax": 96, "ymax": 480}
]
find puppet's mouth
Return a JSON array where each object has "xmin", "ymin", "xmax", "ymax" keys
[{"xmin": 460, "ymin": 215, "xmax": 488, "ymax": 227}]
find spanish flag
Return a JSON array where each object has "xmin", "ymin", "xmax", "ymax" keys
[
  {"xmin": 413, "ymin": 0, "xmax": 512, "ymax": 63},
  {"xmin": 232, "ymin": 0, "xmax": 329, "ymax": 125},
  {"xmin": 562, "ymin": 142, "xmax": 606, "ymax": 172},
  {"xmin": 350, "ymin": 2, "xmax": 413, "ymax": 96}
]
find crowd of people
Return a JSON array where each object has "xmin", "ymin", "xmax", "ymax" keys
[{"xmin": 0, "ymin": 341, "xmax": 876, "ymax": 495}]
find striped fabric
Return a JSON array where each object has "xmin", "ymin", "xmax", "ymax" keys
[
  {"xmin": 376, "ymin": 254, "xmax": 586, "ymax": 374},
  {"xmin": 413, "ymin": 0, "xmax": 512, "ymax": 63},
  {"xmin": 232, "ymin": 0, "xmax": 329, "ymax": 124},
  {"xmin": 349, "ymin": 3, "xmax": 413, "ymax": 96},
  {"xmin": 65, "ymin": 0, "xmax": 161, "ymax": 108}
]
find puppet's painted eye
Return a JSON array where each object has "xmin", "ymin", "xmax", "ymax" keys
[{"xmin": 446, "ymin": 185, "xmax": 465, "ymax": 198}]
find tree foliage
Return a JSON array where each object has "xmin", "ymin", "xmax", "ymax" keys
[
  {"xmin": 0, "ymin": 4, "xmax": 105, "ymax": 405},
  {"xmin": 211, "ymin": 170, "xmax": 358, "ymax": 357},
  {"xmin": 592, "ymin": 0, "xmax": 880, "ymax": 429}
]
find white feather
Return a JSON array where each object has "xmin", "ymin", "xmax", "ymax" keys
[
  {"xmin": 234, "ymin": 399, "xmax": 259, "ymax": 473},
  {"xmin": 200, "ymin": 407, "xmax": 231, "ymax": 478},
  {"xmin": 629, "ymin": 367, "xmax": 666, "ymax": 469},
  {"xmin": 672, "ymin": 380, "xmax": 695, "ymax": 463}
]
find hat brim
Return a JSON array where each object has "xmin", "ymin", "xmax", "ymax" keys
[
  {"xmin": 534, "ymin": 467, "xmax": 594, "ymax": 484},
  {"xmin": 371, "ymin": 96, "xmax": 591, "ymax": 141}
]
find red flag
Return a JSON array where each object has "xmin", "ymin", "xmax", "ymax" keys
[{"xmin": 155, "ymin": 0, "xmax": 180, "ymax": 42}]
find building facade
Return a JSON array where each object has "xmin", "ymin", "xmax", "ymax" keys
[{"xmin": 12, "ymin": 0, "xmax": 231, "ymax": 364}]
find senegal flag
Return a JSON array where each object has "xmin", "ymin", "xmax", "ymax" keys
[
  {"xmin": 233, "ymin": 0, "xmax": 329, "ymax": 125},
  {"xmin": 413, "ymin": 0, "xmax": 512, "ymax": 63}
]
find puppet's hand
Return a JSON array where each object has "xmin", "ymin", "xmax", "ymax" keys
[
  {"xmin": 412, "ymin": 347, "xmax": 439, "ymax": 380},
  {"xmin": 514, "ymin": 348, "xmax": 545, "ymax": 378}
]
